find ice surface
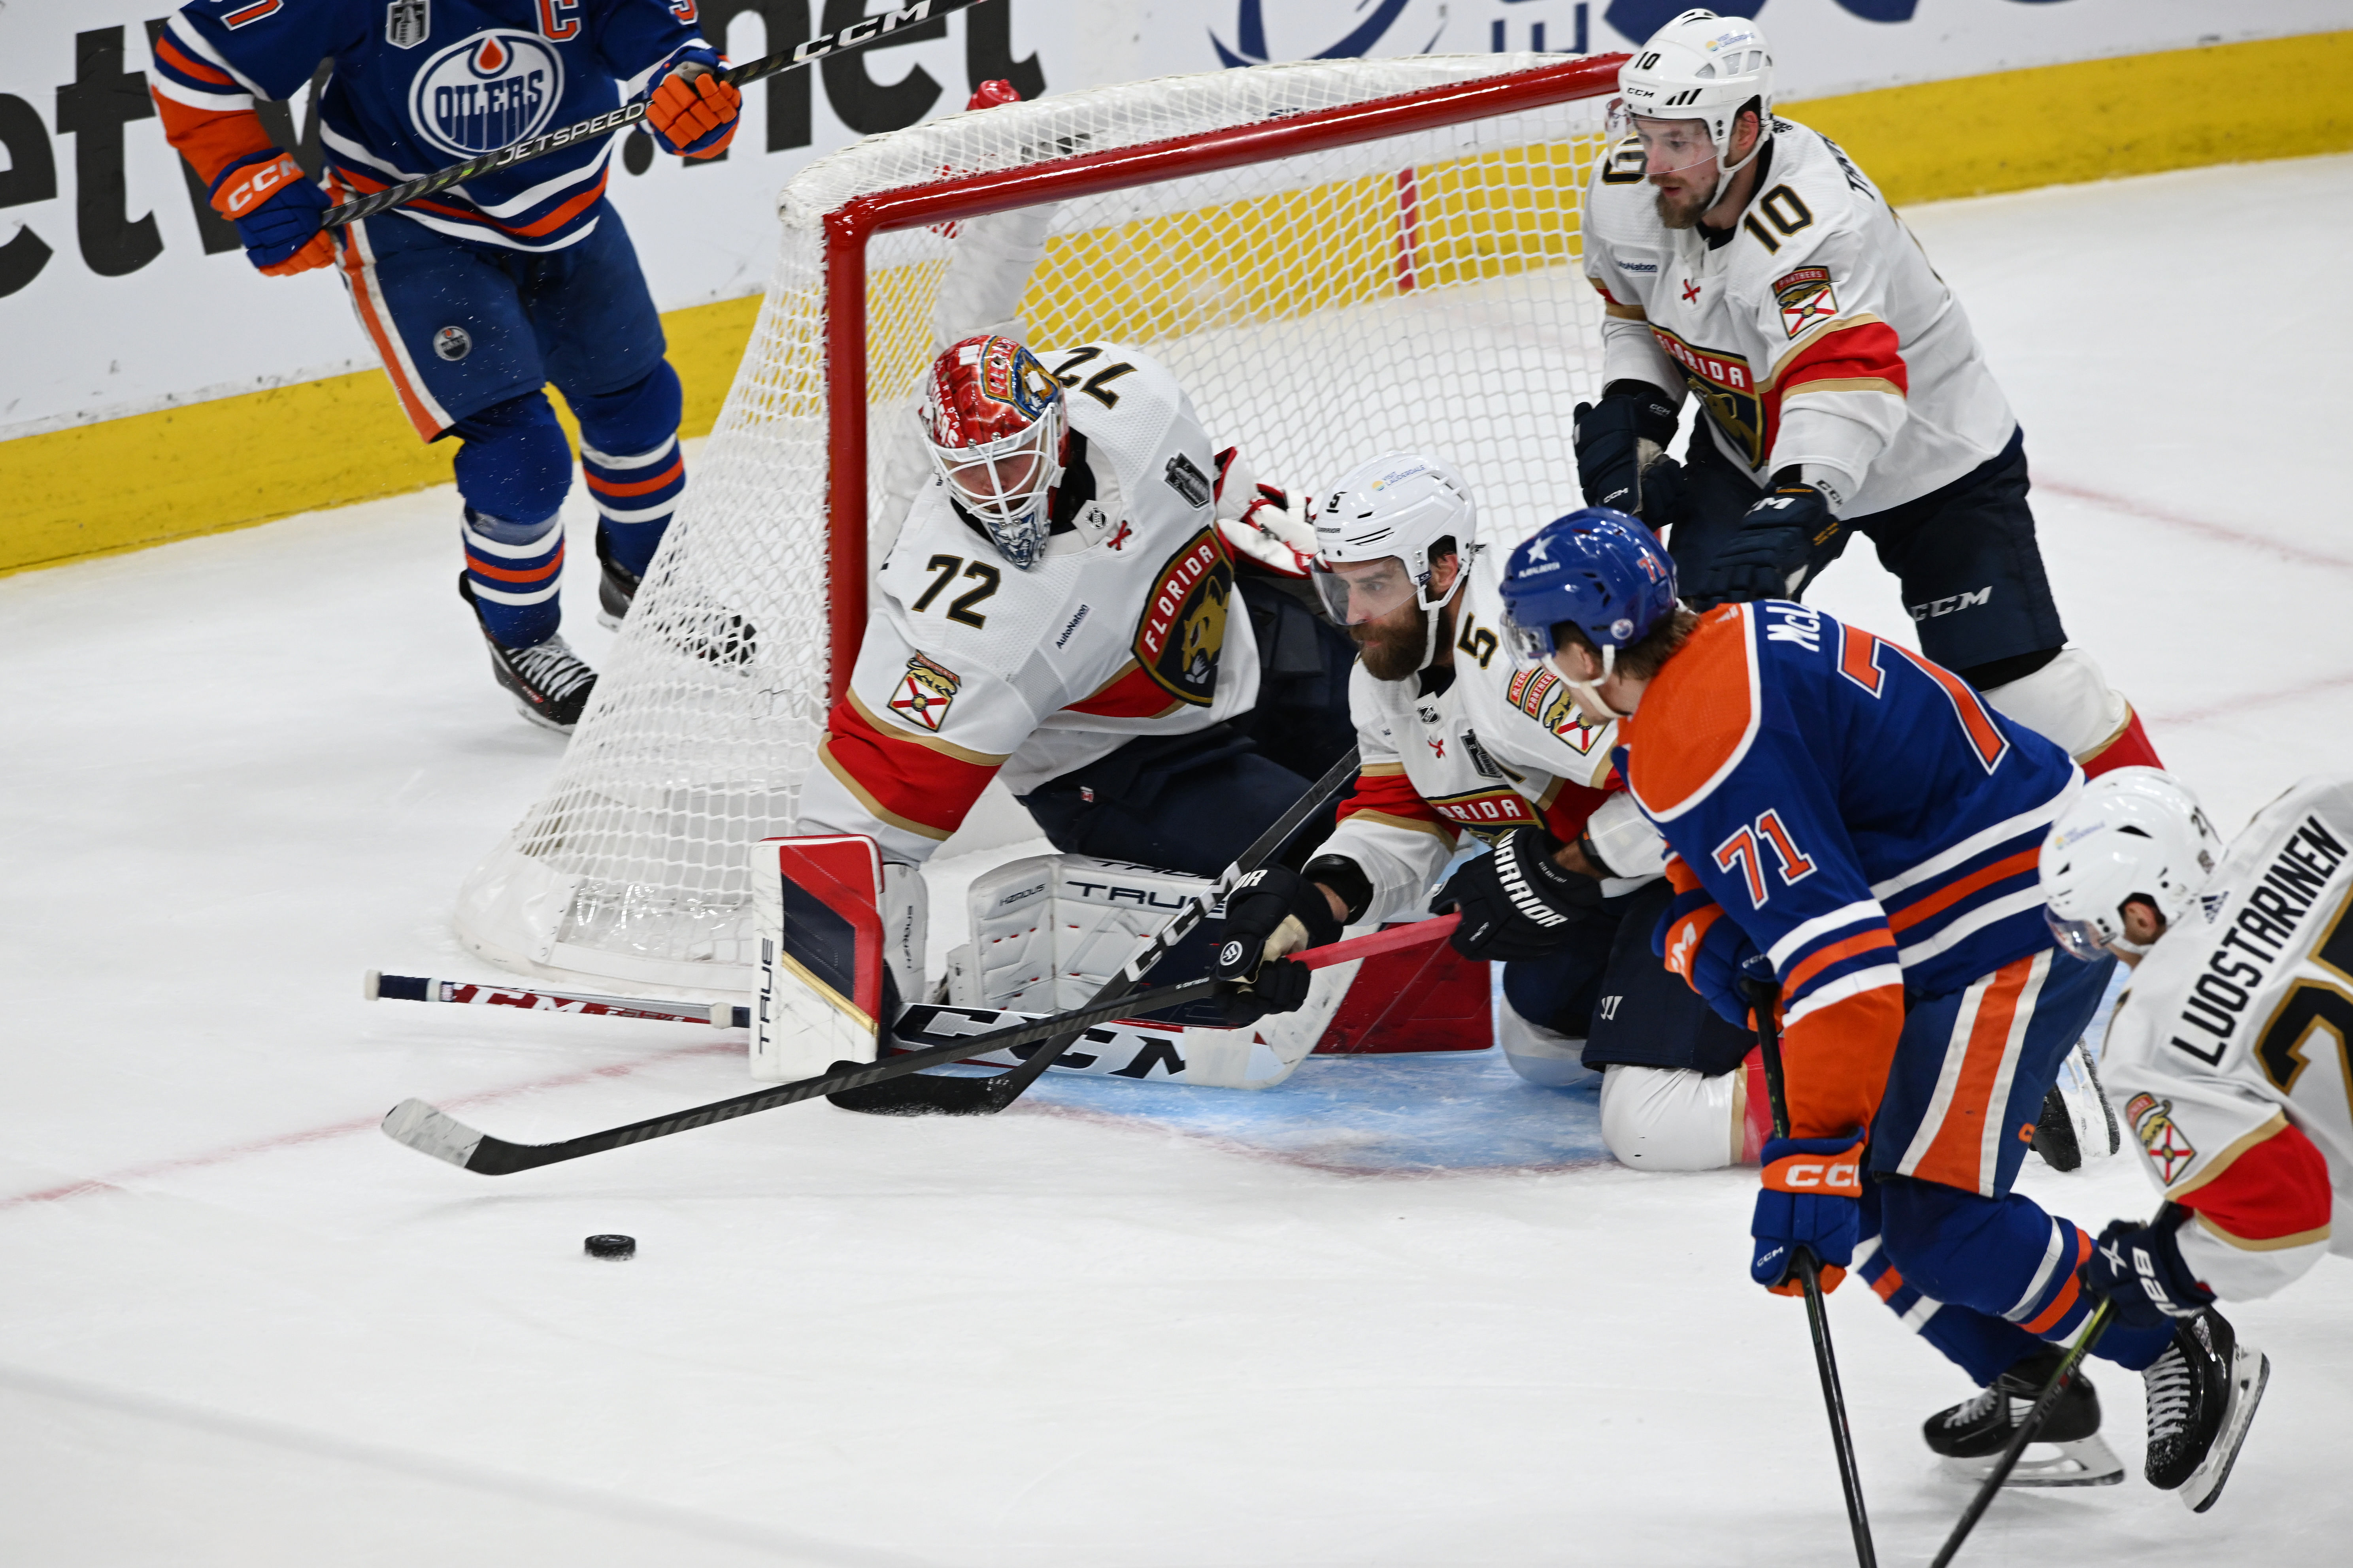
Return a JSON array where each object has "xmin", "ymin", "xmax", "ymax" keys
[{"xmin": 4, "ymin": 156, "xmax": 2351, "ymax": 1566}]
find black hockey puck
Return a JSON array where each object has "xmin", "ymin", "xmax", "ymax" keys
[{"xmin": 584, "ymin": 1234, "xmax": 636, "ymax": 1260}]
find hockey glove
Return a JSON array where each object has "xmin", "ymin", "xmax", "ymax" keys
[
  {"xmin": 1432, "ymin": 828, "xmax": 1606, "ymax": 962},
  {"xmin": 1653, "ymin": 868, "xmax": 1762, "ymax": 1029},
  {"xmin": 2081, "ymin": 1215, "xmax": 2215, "ymax": 1331},
  {"xmin": 208, "ymin": 150, "xmax": 332, "ymax": 277},
  {"xmin": 1686, "ymin": 478, "xmax": 1840, "ymax": 607},
  {"xmin": 1572, "ymin": 382, "xmax": 1685, "ymax": 525},
  {"xmin": 1751, "ymin": 1132, "xmax": 1864, "ymax": 1295},
  {"xmin": 1217, "ymin": 955, "xmax": 1313, "ymax": 1026},
  {"xmin": 647, "ymin": 55, "xmax": 742, "ymax": 159},
  {"xmin": 1215, "ymin": 865, "xmax": 1344, "ymax": 983}
]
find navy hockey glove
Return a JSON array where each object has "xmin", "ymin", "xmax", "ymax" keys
[
  {"xmin": 1752, "ymin": 1131, "xmax": 1864, "ymax": 1296},
  {"xmin": 1572, "ymin": 381, "xmax": 1685, "ymax": 524},
  {"xmin": 1213, "ymin": 866, "xmax": 1341, "ymax": 1022},
  {"xmin": 1686, "ymin": 479, "xmax": 1841, "ymax": 607},
  {"xmin": 208, "ymin": 150, "xmax": 331, "ymax": 277},
  {"xmin": 1653, "ymin": 865, "xmax": 1762, "ymax": 1028},
  {"xmin": 1432, "ymin": 828, "xmax": 1606, "ymax": 962},
  {"xmin": 2081, "ymin": 1215, "xmax": 2215, "ymax": 1330}
]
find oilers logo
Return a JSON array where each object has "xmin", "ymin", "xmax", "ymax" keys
[
  {"xmin": 1208, "ymin": 0, "xmax": 1436, "ymax": 69},
  {"xmin": 408, "ymin": 32, "xmax": 564, "ymax": 160}
]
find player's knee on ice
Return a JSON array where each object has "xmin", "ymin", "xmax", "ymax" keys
[{"xmin": 1597, "ymin": 1063, "xmax": 1761, "ymax": 1170}]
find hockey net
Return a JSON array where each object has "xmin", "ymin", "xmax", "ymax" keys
[{"xmin": 457, "ymin": 51, "xmax": 1626, "ymax": 994}]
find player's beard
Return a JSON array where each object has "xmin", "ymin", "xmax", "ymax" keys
[
  {"xmin": 1351, "ymin": 603, "xmax": 1434, "ymax": 681},
  {"xmin": 1653, "ymin": 177, "xmax": 1710, "ymax": 230}
]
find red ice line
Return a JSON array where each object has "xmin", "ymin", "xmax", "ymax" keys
[
  {"xmin": 0, "ymin": 1040, "xmax": 738, "ymax": 1211},
  {"xmin": 2038, "ymin": 478, "xmax": 2353, "ymax": 575}
]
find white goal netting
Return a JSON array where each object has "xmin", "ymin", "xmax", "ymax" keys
[{"xmin": 456, "ymin": 53, "xmax": 1621, "ymax": 995}]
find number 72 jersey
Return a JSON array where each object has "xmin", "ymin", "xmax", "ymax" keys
[
  {"xmin": 2099, "ymin": 776, "xmax": 2353, "ymax": 1297},
  {"xmin": 795, "ymin": 343, "xmax": 1263, "ymax": 865}
]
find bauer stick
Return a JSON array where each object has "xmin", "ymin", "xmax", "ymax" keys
[
  {"xmin": 321, "ymin": 0, "xmax": 995, "ymax": 229},
  {"xmin": 827, "ymin": 743, "xmax": 1365, "ymax": 1117},
  {"xmin": 1930, "ymin": 1199, "xmax": 2183, "ymax": 1568},
  {"xmin": 1741, "ymin": 974, "xmax": 1878, "ymax": 1568},
  {"xmin": 380, "ymin": 913, "xmax": 1451, "ymax": 1175}
]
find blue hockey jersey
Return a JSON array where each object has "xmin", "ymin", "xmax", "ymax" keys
[
  {"xmin": 153, "ymin": 0, "xmax": 709, "ymax": 251},
  {"xmin": 1619, "ymin": 601, "xmax": 2083, "ymax": 1138}
]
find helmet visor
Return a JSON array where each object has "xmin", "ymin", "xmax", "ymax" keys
[
  {"xmin": 1311, "ymin": 555, "xmax": 1421, "ymax": 626},
  {"xmin": 2044, "ymin": 906, "xmax": 2113, "ymax": 964},
  {"xmin": 1612, "ymin": 102, "xmax": 1719, "ymax": 176}
]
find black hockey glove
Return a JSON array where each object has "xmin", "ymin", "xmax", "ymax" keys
[
  {"xmin": 1686, "ymin": 477, "xmax": 1841, "ymax": 606},
  {"xmin": 1573, "ymin": 381, "xmax": 1685, "ymax": 524},
  {"xmin": 1431, "ymin": 828, "xmax": 1607, "ymax": 962},
  {"xmin": 2079, "ymin": 1215, "xmax": 2215, "ymax": 1331},
  {"xmin": 1213, "ymin": 865, "xmax": 1343, "ymax": 1023}
]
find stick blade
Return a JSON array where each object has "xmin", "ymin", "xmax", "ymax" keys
[
  {"xmin": 381, "ymin": 1099, "xmax": 489, "ymax": 1169},
  {"xmin": 828, "ymin": 1068, "xmax": 1006, "ymax": 1117}
]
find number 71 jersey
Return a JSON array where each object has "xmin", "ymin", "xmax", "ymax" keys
[{"xmin": 794, "ymin": 342, "xmax": 1262, "ymax": 865}]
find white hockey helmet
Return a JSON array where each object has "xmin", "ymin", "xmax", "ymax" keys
[
  {"xmin": 1309, "ymin": 452, "xmax": 1476, "ymax": 639},
  {"xmin": 2041, "ymin": 767, "xmax": 2223, "ymax": 960},
  {"xmin": 1615, "ymin": 9, "xmax": 1775, "ymax": 194}
]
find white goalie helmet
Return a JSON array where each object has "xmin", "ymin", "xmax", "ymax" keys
[
  {"xmin": 2041, "ymin": 767, "xmax": 2224, "ymax": 960},
  {"xmin": 1310, "ymin": 452, "xmax": 1476, "ymax": 669},
  {"xmin": 1615, "ymin": 9, "xmax": 1775, "ymax": 199}
]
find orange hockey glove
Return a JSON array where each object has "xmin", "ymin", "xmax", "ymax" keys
[{"xmin": 646, "ymin": 58, "xmax": 741, "ymax": 159}]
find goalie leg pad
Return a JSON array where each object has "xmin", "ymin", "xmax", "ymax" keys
[{"xmin": 751, "ymin": 836, "xmax": 888, "ymax": 1082}]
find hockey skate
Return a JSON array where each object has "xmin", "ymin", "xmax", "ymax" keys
[
  {"xmin": 595, "ymin": 532, "xmax": 759, "ymax": 667},
  {"xmin": 1924, "ymin": 1347, "xmax": 2124, "ymax": 1487},
  {"xmin": 459, "ymin": 575, "xmax": 598, "ymax": 732},
  {"xmin": 2145, "ymin": 1306, "xmax": 2268, "ymax": 1511}
]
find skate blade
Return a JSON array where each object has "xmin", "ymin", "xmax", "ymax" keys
[
  {"xmin": 1940, "ymin": 1436, "xmax": 2125, "ymax": 1488},
  {"xmin": 2182, "ymin": 1344, "xmax": 2269, "ymax": 1513}
]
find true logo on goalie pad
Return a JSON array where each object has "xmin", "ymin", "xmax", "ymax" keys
[
  {"xmin": 887, "ymin": 653, "xmax": 961, "ymax": 731},
  {"xmin": 1772, "ymin": 266, "xmax": 1839, "ymax": 338},
  {"xmin": 1134, "ymin": 527, "xmax": 1232, "ymax": 707}
]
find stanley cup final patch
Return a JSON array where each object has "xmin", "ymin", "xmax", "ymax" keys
[
  {"xmin": 1773, "ymin": 266, "xmax": 1840, "ymax": 338},
  {"xmin": 1133, "ymin": 526, "xmax": 1233, "ymax": 707},
  {"xmin": 888, "ymin": 653, "xmax": 962, "ymax": 732}
]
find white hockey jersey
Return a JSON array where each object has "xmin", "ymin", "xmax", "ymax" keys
[
  {"xmin": 1314, "ymin": 548, "xmax": 1659, "ymax": 925},
  {"xmin": 1582, "ymin": 118, "xmax": 2017, "ymax": 517},
  {"xmin": 2101, "ymin": 776, "xmax": 2353, "ymax": 1300},
  {"xmin": 797, "ymin": 343, "xmax": 1262, "ymax": 864}
]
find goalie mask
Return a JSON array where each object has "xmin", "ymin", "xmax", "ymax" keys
[
  {"xmin": 1613, "ymin": 9, "xmax": 1775, "ymax": 204},
  {"xmin": 1309, "ymin": 452, "xmax": 1475, "ymax": 674},
  {"xmin": 2041, "ymin": 767, "xmax": 2222, "ymax": 961},
  {"xmin": 920, "ymin": 334, "xmax": 1068, "ymax": 570}
]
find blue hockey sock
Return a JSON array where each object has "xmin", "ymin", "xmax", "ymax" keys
[
  {"xmin": 571, "ymin": 361, "xmax": 685, "ymax": 580},
  {"xmin": 461, "ymin": 507, "xmax": 566, "ymax": 649}
]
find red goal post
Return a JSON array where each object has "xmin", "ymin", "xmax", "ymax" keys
[{"xmin": 819, "ymin": 52, "xmax": 1625, "ymax": 703}]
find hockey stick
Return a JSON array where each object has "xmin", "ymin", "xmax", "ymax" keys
[
  {"xmin": 366, "ymin": 970, "xmax": 751, "ymax": 1028},
  {"xmin": 378, "ymin": 911, "xmax": 1442, "ymax": 1176},
  {"xmin": 1929, "ymin": 1198, "xmax": 2183, "ymax": 1568},
  {"xmin": 1742, "ymin": 975, "xmax": 1878, "ymax": 1568},
  {"xmin": 320, "ymin": 0, "xmax": 993, "ymax": 229},
  {"xmin": 828, "ymin": 743, "xmax": 1365, "ymax": 1117}
]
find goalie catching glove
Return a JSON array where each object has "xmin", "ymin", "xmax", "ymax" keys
[
  {"xmin": 645, "ymin": 55, "xmax": 742, "ymax": 159},
  {"xmin": 1431, "ymin": 828, "xmax": 1606, "ymax": 962},
  {"xmin": 1212, "ymin": 865, "xmax": 1340, "ymax": 1025}
]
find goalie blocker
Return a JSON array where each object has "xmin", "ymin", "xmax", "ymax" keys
[{"xmin": 752, "ymin": 837, "xmax": 1485, "ymax": 1089}]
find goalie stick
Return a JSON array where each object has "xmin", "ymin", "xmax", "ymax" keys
[
  {"xmin": 1742, "ymin": 975, "xmax": 1877, "ymax": 1568},
  {"xmin": 365, "ymin": 970, "xmax": 751, "ymax": 1029},
  {"xmin": 379, "ymin": 913, "xmax": 1453, "ymax": 1176},
  {"xmin": 320, "ymin": 0, "xmax": 994, "ymax": 229},
  {"xmin": 826, "ymin": 744, "xmax": 1365, "ymax": 1117}
]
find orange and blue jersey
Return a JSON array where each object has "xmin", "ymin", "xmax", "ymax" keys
[
  {"xmin": 1621, "ymin": 600, "xmax": 2081, "ymax": 1140},
  {"xmin": 151, "ymin": 0, "xmax": 709, "ymax": 252}
]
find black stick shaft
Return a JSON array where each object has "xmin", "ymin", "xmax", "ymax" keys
[
  {"xmin": 321, "ymin": 0, "xmax": 989, "ymax": 229},
  {"xmin": 1929, "ymin": 1198, "xmax": 2181, "ymax": 1567},
  {"xmin": 1744, "ymin": 977, "xmax": 1878, "ymax": 1568}
]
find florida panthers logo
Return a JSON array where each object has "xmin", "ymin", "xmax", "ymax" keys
[
  {"xmin": 408, "ymin": 32, "xmax": 564, "ymax": 159},
  {"xmin": 1134, "ymin": 527, "xmax": 1232, "ymax": 707}
]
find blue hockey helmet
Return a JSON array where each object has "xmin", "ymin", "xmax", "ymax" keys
[{"xmin": 1496, "ymin": 508, "xmax": 1679, "ymax": 667}]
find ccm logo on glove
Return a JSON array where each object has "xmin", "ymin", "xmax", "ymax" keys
[{"xmin": 210, "ymin": 153, "xmax": 304, "ymax": 218}]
